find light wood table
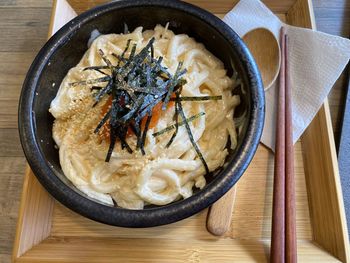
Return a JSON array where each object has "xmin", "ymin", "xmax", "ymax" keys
[{"xmin": 0, "ymin": 1, "xmax": 349, "ymax": 262}]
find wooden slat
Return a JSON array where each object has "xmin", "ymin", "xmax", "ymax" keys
[
  {"xmin": 0, "ymin": 0, "xmax": 53, "ymax": 8},
  {"xmin": 186, "ymin": 0, "xmax": 295, "ymax": 13},
  {"xmin": 0, "ymin": 158, "xmax": 26, "ymax": 258},
  {"xmin": 0, "ymin": 173, "xmax": 24, "ymax": 262},
  {"xmin": 0, "ymin": 255, "xmax": 12, "ymax": 263},
  {"xmin": 0, "ymin": 157, "xmax": 26, "ymax": 174},
  {"xmin": 287, "ymin": 0, "xmax": 316, "ymax": 27},
  {"xmin": 11, "ymin": 1, "xmax": 66, "ymax": 260},
  {"xmin": 66, "ymin": 0, "xmax": 295, "ymax": 14},
  {"xmin": 0, "ymin": 51, "xmax": 38, "ymax": 131},
  {"xmin": 287, "ymin": 1, "xmax": 350, "ymax": 262},
  {"xmin": 52, "ymin": 203, "xmax": 216, "ymax": 240},
  {"xmin": 0, "ymin": 173, "xmax": 24, "ymax": 216},
  {"xmin": 0, "ymin": 154, "xmax": 26, "ymax": 260},
  {"xmin": 0, "ymin": 52, "xmax": 37, "ymax": 86},
  {"xmin": 0, "ymin": 7, "xmax": 50, "ymax": 52},
  {"xmin": 329, "ymin": 74, "xmax": 349, "ymax": 142},
  {"xmin": 16, "ymin": 238, "xmax": 340, "ymax": 263},
  {"xmin": 301, "ymin": 102, "xmax": 350, "ymax": 262},
  {"xmin": 0, "ymin": 0, "xmax": 52, "ymax": 260},
  {"xmin": 0, "ymin": 215, "xmax": 19, "ymax": 260},
  {"xmin": 0, "ymin": 129, "xmax": 23, "ymax": 157},
  {"xmin": 0, "ymin": 167, "xmax": 24, "ymax": 263},
  {"xmin": 0, "ymin": 100, "xmax": 19, "ymax": 129},
  {"xmin": 12, "ymin": 169, "xmax": 54, "ymax": 259}
]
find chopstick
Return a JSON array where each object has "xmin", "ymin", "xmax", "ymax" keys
[
  {"xmin": 270, "ymin": 27, "xmax": 297, "ymax": 263},
  {"xmin": 284, "ymin": 30, "xmax": 297, "ymax": 263},
  {"xmin": 271, "ymin": 26, "xmax": 286, "ymax": 263}
]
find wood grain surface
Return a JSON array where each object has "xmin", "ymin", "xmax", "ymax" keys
[
  {"xmin": 14, "ymin": 142, "xmax": 316, "ymax": 262},
  {"xmin": 66, "ymin": 0, "xmax": 295, "ymax": 13},
  {"xmin": 206, "ymin": 186, "xmax": 237, "ymax": 236},
  {"xmin": 49, "ymin": 143, "xmax": 312, "ymax": 241},
  {"xmin": 0, "ymin": 0, "xmax": 349, "ymax": 262},
  {"xmin": 0, "ymin": 2, "xmax": 53, "ymax": 262}
]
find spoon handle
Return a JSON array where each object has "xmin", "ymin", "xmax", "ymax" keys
[{"xmin": 206, "ymin": 186, "xmax": 237, "ymax": 236}]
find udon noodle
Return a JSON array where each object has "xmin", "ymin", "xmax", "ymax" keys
[{"xmin": 49, "ymin": 25, "xmax": 241, "ymax": 209}]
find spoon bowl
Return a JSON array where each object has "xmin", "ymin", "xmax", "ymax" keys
[{"xmin": 243, "ymin": 28, "xmax": 280, "ymax": 91}]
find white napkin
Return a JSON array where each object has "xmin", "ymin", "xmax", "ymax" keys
[{"xmin": 223, "ymin": 0, "xmax": 350, "ymax": 150}]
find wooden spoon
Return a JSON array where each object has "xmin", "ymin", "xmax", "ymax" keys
[
  {"xmin": 243, "ymin": 28, "xmax": 281, "ymax": 91},
  {"xmin": 206, "ymin": 187, "xmax": 236, "ymax": 236},
  {"xmin": 206, "ymin": 28, "xmax": 281, "ymax": 236}
]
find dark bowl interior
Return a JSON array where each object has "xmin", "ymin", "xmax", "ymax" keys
[{"xmin": 19, "ymin": 0, "xmax": 264, "ymax": 227}]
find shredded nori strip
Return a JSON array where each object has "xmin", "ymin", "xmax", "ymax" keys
[
  {"xmin": 152, "ymin": 112, "xmax": 205, "ymax": 137},
  {"xmin": 117, "ymin": 129, "xmax": 133, "ymax": 154},
  {"xmin": 165, "ymin": 91, "xmax": 180, "ymax": 148},
  {"xmin": 69, "ymin": 37, "xmax": 213, "ymax": 173},
  {"xmin": 94, "ymin": 109, "xmax": 111, "ymax": 134},
  {"xmin": 177, "ymin": 102, "xmax": 209, "ymax": 174},
  {"xmin": 70, "ymin": 76, "xmax": 111, "ymax": 87},
  {"xmin": 90, "ymin": 86, "xmax": 102, "ymax": 91},
  {"xmin": 83, "ymin": 66, "xmax": 109, "ymax": 76},
  {"xmin": 132, "ymin": 122, "xmax": 143, "ymax": 151},
  {"xmin": 112, "ymin": 54, "xmax": 128, "ymax": 64},
  {"xmin": 94, "ymin": 68, "xmax": 109, "ymax": 76},
  {"xmin": 170, "ymin": 95, "xmax": 222, "ymax": 102},
  {"xmin": 84, "ymin": 65, "xmax": 109, "ymax": 71},
  {"xmin": 162, "ymin": 62, "xmax": 186, "ymax": 110},
  {"xmin": 117, "ymin": 39, "xmax": 131, "ymax": 67},
  {"xmin": 92, "ymin": 80, "xmax": 113, "ymax": 107},
  {"xmin": 98, "ymin": 49, "xmax": 113, "ymax": 69},
  {"xmin": 151, "ymin": 44, "xmax": 154, "ymax": 59},
  {"xmin": 105, "ymin": 88, "xmax": 118, "ymax": 162},
  {"xmin": 105, "ymin": 129, "xmax": 117, "ymax": 162},
  {"xmin": 140, "ymin": 114, "xmax": 152, "ymax": 155}
]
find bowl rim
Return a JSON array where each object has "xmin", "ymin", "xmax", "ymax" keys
[{"xmin": 18, "ymin": 0, "xmax": 265, "ymax": 227}]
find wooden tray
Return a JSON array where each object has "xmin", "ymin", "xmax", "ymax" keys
[{"xmin": 12, "ymin": 0, "xmax": 350, "ymax": 262}]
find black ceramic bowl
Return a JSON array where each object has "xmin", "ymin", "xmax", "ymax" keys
[{"xmin": 19, "ymin": 0, "xmax": 264, "ymax": 227}]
